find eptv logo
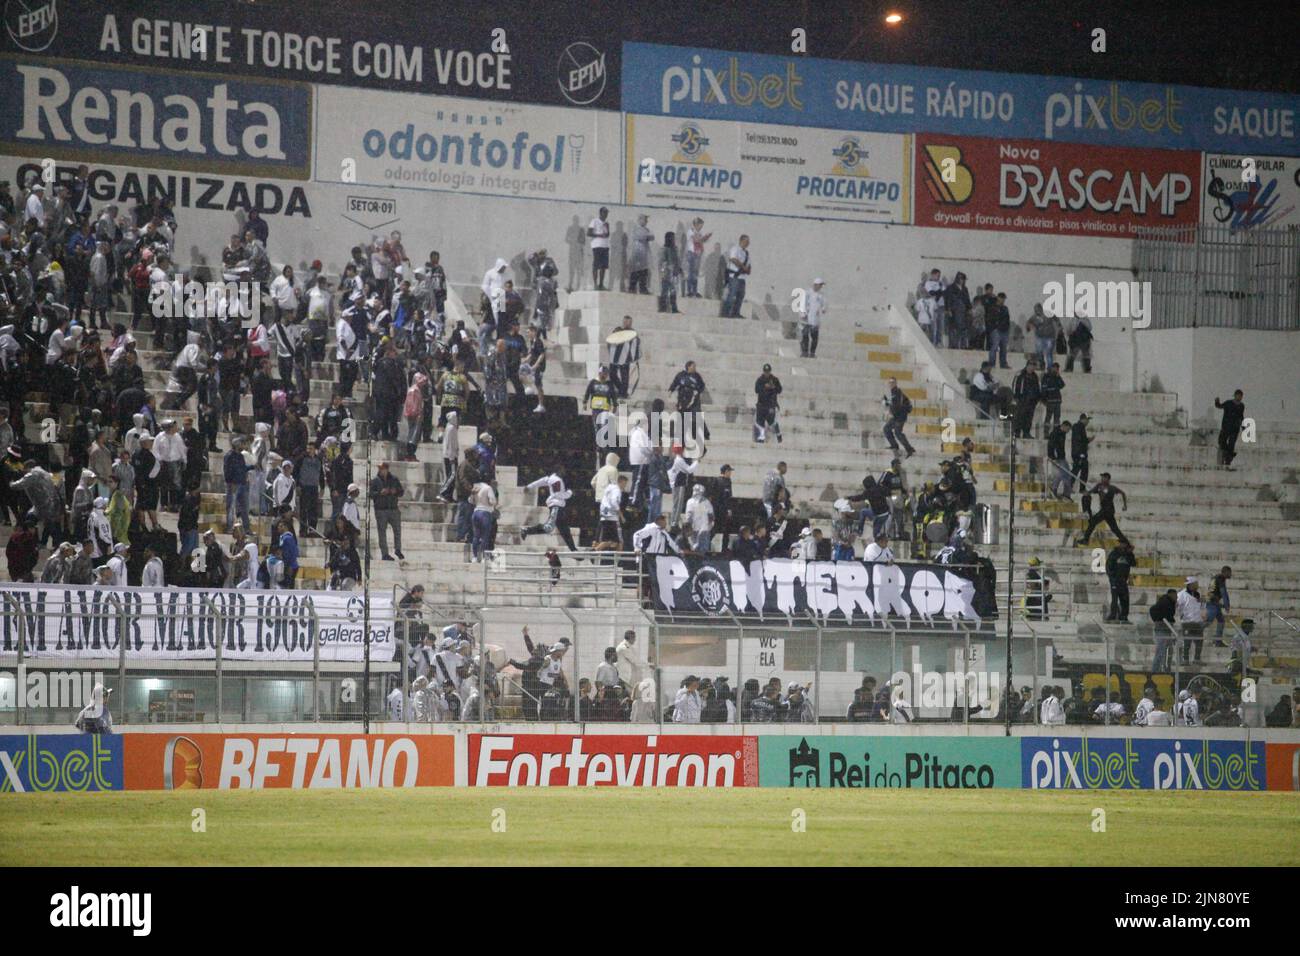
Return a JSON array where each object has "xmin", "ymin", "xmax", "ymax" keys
[
  {"xmin": 50, "ymin": 886, "xmax": 151, "ymax": 937},
  {"xmin": 660, "ymin": 54, "xmax": 803, "ymax": 115}
]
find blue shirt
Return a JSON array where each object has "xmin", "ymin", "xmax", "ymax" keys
[{"xmin": 279, "ymin": 531, "xmax": 299, "ymax": 570}]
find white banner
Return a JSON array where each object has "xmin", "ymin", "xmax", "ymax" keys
[
  {"xmin": 0, "ymin": 586, "xmax": 394, "ymax": 663},
  {"xmin": 626, "ymin": 114, "xmax": 911, "ymax": 223},
  {"xmin": 315, "ymin": 85, "xmax": 622, "ymax": 204},
  {"xmin": 1202, "ymin": 153, "xmax": 1300, "ymax": 231}
]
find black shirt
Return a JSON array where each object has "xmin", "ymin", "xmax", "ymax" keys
[
  {"xmin": 1089, "ymin": 482, "xmax": 1122, "ymax": 515},
  {"xmin": 1070, "ymin": 420, "xmax": 1090, "ymax": 458}
]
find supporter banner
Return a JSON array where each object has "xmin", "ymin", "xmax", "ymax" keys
[
  {"xmin": 1203, "ymin": 153, "xmax": 1300, "ymax": 232},
  {"xmin": 913, "ymin": 134, "xmax": 1200, "ymax": 238},
  {"xmin": 122, "ymin": 733, "xmax": 453, "ymax": 790},
  {"xmin": 470, "ymin": 734, "xmax": 758, "ymax": 786},
  {"xmin": 0, "ymin": 55, "xmax": 312, "ymax": 178},
  {"xmin": 1265, "ymin": 742, "xmax": 1299, "ymax": 791},
  {"xmin": 0, "ymin": 585, "xmax": 395, "ymax": 663},
  {"xmin": 0, "ymin": 734, "xmax": 122, "ymax": 792},
  {"xmin": 623, "ymin": 42, "xmax": 1300, "ymax": 157},
  {"xmin": 315, "ymin": 85, "xmax": 621, "ymax": 204},
  {"xmin": 1022, "ymin": 737, "xmax": 1265, "ymax": 790},
  {"xmin": 650, "ymin": 557, "xmax": 980, "ymax": 623},
  {"xmin": 2, "ymin": 1, "xmax": 620, "ymax": 109},
  {"xmin": 759, "ymin": 735, "xmax": 1019, "ymax": 788},
  {"xmin": 626, "ymin": 114, "xmax": 910, "ymax": 223}
]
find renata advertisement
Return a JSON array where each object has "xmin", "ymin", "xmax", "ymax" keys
[
  {"xmin": 914, "ymin": 134, "xmax": 1200, "ymax": 238},
  {"xmin": 470, "ymin": 734, "xmax": 758, "ymax": 787},
  {"xmin": 123, "ymin": 733, "xmax": 453, "ymax": 790}
]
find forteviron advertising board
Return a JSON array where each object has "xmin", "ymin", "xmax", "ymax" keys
[
  {"xmin": 0, "ymin": 586, "xmax": 394, "ymax": 663},
  {"xmin": 625, "ymin": 114, "xmax": 910, "ymax": 223},
  {"xmin": 470, "ymin": 735, "xmax": 758, "ymax": 787},
  {"xmin": 621, "ymin": 42, "xmax": 1300, "ymax": 157},
  {"xmin": 913, "ymin": 134, "xmax": 1200, "ymax": 238},
  {"xmin": 1202, "ymin": 153, "xmax": 1300, "ymax": 232},
  {"xmin": 122, "ymin": 734, "xmax": 454, "ymax": 790},
  {"xmin": 0, "ymin": 734, "xmax": 122, "ymax": 792},
  {"xmin": 0, "ymin": 55, "xmax": 312, "ymax": 178},
  {"xmin": 1022, "ymin": 737, "xmax": 1265, "ymax": 791},
  {"xmin": 2, "ymin": 1, "xmax": 620, "ymax": 109},
  {"xmin": 760, "ymin": 736, "xmax": 1019, "ymax": 789},
  {"xmin": 315, "ymin": 85, "xmax": 621, "ymax": 204}
]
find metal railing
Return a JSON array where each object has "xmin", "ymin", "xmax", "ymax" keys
[
  {"xmin": 1133, "ymin": 222, "xmax": 1300, "ymax": 331},
  {"xmin": 481, "ymin": 548, "xmax": 644, "ymax": 608}
]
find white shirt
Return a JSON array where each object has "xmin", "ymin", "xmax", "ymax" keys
[
  {"xmin": 599, "ymin": 483, "xmax": 624, "ymax": 523},
  {"xmin": 667, "ymin": 454, "xmax": 698, "ymax": 485},
  {"xmin": 1133, "ymin": 697, "xmax": 1156, "ymax": 726},
  {"xmin": 802, "ymin": 289, "xmax": 827, "ymax": 327},
  {"xmin": 481, "ymin": 261, "xmax": 509, "ymax": 300},
  {"xmin": 972, "ymin": 370, "xmax": 997, "ymax": 394},
  {"xmin": 588, "ymin": 217, "xmax": 610, "ymax": 249},
  {"xmin": 890, "ymin": 697, "xmax": 913, "ymax": 723},
  {"xmin": 141, "ymin": 557, "xmax": 165, "ymax": 588},
  {"xmin": 25, "ymin": 192, "xmax": 45, "ymax": 222},
  {"xmin": 272, "ymin": 472, "xmax": 296, "ymax": 509},
  {"xmin": 538, "ymin": 657, "xmax": 563, "ymax": 688},
  {"xmin": 864, "ymin": 542, "xmax": 894, "ymax": 563},
  {"xmin": 1094, "ymin": 701, "xmax": 1125, "ymax": 719},
  {"xmin": 342, "ymin": 497, "xmax": 362, "ymax": 534},
  {"xmin": 726, "ymin": 244, "xmax": 749, "ymax": 275},
  {"xmin": 595, "ymin": 661, "xmax": 621, "ymax": 688},
  {"xmin": 1180, "ymin": 697, "xmax": 1201, "ymax": 726},
  {"xmin": 387, "ymin": 687, "xmax": 405, "ymax": 721},
  {"xmin": 270, "ymin": 275, "xmax": 299, "ymax": 310},
  {"xmin": 107, "ymin": 554, "xmax": 128, "ymax": 588},
  {"xmin": 1176, "ymin": 589, "xmax": 1205, "ymax": 623},
  {"xmin": 174, "ymin": 343, "xmax": 204, "ymax": 371},
  {"xmin": 154, "ymin": 431, "xmax": 186, "ymax": 464},
  {"xmin": 632, "ymin": 523, "xmax": 680, "ymax": 554},
  {"xmin": 442, "ymin": 421, "xmax": 459, "ymax": 463},
  {"xmin": 628, "ymin": 426, "xmax": 652, "ymax": 466},
  {"xmin": 307, "ymin": 285, "xmax": 332, "ymax": 322},
  {"xmin": 672, "ymin": 688, "xmax": 702, "ymax": 723},
  {"xmin": 525, "ymin": 473, "xmax": 572, "ymax": 509},
  {"xmin": 473, "ymin": 482, "xmax": 497, "ymax": 511},
  {"xmin": 616, "ymin": 638, "xmax": 645, "ymax": 687},
  {"xmin": 45, "ymin": 327, "xmax": 67, "ymax": 365},
  {"xmin": 1040, "ymin": 695, "xmax": 1066, "ymax": 725},
  {"xmin": 684, "ymin": 495, "xmax": 714, "ymax": 533},
  {"xmin": 335, "ymin": 317, "xmax": 357, "ymax": 360}
]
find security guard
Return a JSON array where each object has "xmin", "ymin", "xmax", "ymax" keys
[{"xmin": 583, "ymin": 365, "xmax": 618, "ymax": 465}]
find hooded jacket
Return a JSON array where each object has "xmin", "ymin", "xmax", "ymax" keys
[{"xmin": 591, "ymin": 452, "xmax": 620, "ymax": 499}]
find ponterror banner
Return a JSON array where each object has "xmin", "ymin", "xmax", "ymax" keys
[
  {"xmin": 123, "ymin": 733, "xmax": 453, "ymax": 790},
  {"xmin": 470, "ymin": 734, "xmax": 758, "ymax": 787},
  {"xmin": 914, "ymin": 134, "xmax": 1200, "ymax": 238}
]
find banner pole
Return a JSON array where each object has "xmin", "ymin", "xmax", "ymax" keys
[{"xmin": 1004, "ymin": 431, "xmax": 1016, "ymax": 736}]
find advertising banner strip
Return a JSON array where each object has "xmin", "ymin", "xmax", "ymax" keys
[
  {"xmin": 622, "ymin": 42, "xmax": 1300, "ymax": 157},
  {"xmin": 0, "ymin": 54, "xmax": 312, "ymax": 179},
  {"xmin": 913, "ymin": 134, "xmax": 1201, "ymax": 238},
  {"xmin": 1202, "ymin": 152, "xmax": 1300, "ymax": 232},
  {"xmin": 0, "ymin": 585, "xmax": 394, "ymax": 663},
  {"xmin": 760, "ymin": 735, "xmax": 1019, "ymax": 789},
  {"xmin": 2, "ymin": 2, "xmax": 620, "ymax": 110},
  {"xmin": 626, "ymin": 113, "xmax": 911, "ymax": 224},
  {"xmin": 1264, "ymin": 742, "xmax": 1300, "ymax": 792},
  {"xmin": 121, "ymin": 733, "xmax": 454, "ymax": 790},
  {"xmin": 314, "ymin": 85, "xmax": 622, "ymax": 205},
  {"xmin": 650, "ymin": 556, "xmax": 984, "ymax": 623},
  {"xmin": 0, "ymin": 734, "xmax": 122, "ymax": 792},
  {"xmin": 1021, "ymin": 737, "xmax": 1266, "ymax": 790},
  {"xmin": 470, "ymin": 734, "xmax": 758, "ymax": 787}
]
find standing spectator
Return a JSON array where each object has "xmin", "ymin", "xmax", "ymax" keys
[
  {"xmin": 335, "ymin": 305, "xmax": 359, "ymax": 398},
  {"xmin": 627, "ymin": 214, "xmax": 653, "ymax": 294},
  {"xmin": 1039, "ymin": 362, "xmax": 1064, "ymax": 437},
  {"xmin": 520, "ymin": 473, "xmax": 578, "ymax": 552},
  {"xmin": 271, "ymin": 460, "xmax": 296, "ymax": 514},
  {"xmin": 5, "ymin": 518, "xmax": 39, "ymax": 581},
  {"xmin": 1075, "ymin": 473, "xmax": 1128, "ymax": 547},
  {"xmin": 1207, "ymin": 566, "xmax": 1232, "ymax": 642},
  {"xmin": 673, "ymin": 676, "xmax": 703, "ymax": 723},
  {"xmin": 1069, "ymin": 413, "xmax": 1091, "ymax": 501},
  {"xmin": 798, "ymin": 278, "xmax": 827, "ymax": 358},
  {"xmin": 223, "ymin": 437, "xmax": 251, "ymax": 533},
  {"xmin": 370, "ymin": 461, "xmax": 405, "ymax": 561},
  {"xmin": 655, "ymin": 232, "xmax": 683, "ymax": 315},
  {"xmin": 470, "ymin": 480, "xmax": 497, "ymax": 563},
  {"xmin": 761, "ymin": 462, "xmax": 788, "ymax": 518},
  {"xmin": 1065, "ymin": 313, "xmax": 1093, "ymax": 373},
  {"xmin": 401, "ymin": 372, "xmax": 428, "ymax": 462},
  {"xmin": 666, "ymin": 444, "xmax": 699, "ymax": 530},
  {"xmin": 720, "ymin": 235, "xmax": 751, "ymax": 318},
  {"xmin": 436, "ymin": 411, "xmax": 460, "ymax": 502},
  {"xmin": 1011, "ymin": 356, "xmax": 1039, "ymax": 440},
  {"xmin": 154, "ymin": 419, "xmax": 186, "ymax": 512},
  {"xmin": 297, "ymin": 441, "xmax": 323, "ymax": 538},
  {"xmin": 882, "ymin": 377, "xmax": 915, "ymax": 458},
  {"xmin": 917, "ymin": 269, "xmax": 945, "ymax": 346},
  {"xmin": 132, "ymin": 433, "xmax": 161, "ymax": 531},
  {"xmin": 684, "ymin": 218, "xmax": 711, "ymax": 297},
  {"xmin": 1214, "ymin": 390, "xmax": 1245, "ymax": 469},
  {"xmin": 372, "ymin": 341, "xmax": 407, "ymax": 443},
  {"xmin": 986, "ymin": 292, "xmax": 1011, "ymax": 369},
  {"xmin": 41, "ymin": 541, "xmax": 76, "ymax": 583},
  {"xmin": 943, "ymin": 272, "xmax": 971, "ymax": 349},
  {"xmin": 269, "ymin": 265, "xmax": 299, "ymax": 326},
  {"xmin": 753, "ymin": 363, "xmax": 783, "ymax": 443},
  {"xmin": 667, "ymin": 360, "xmax": 709, "ymax": 441},
  {"xmin": 178, "ymin": 486, "xmax": 201, "ymax": 561},
  {"xmin": 1105, "ymin": 541, "xmax": 1135, "ymax": 623},
  {"xmin": 683, "ymin": 484, "xmax": 715, "ymax": 553},
  {"xmin": 1177, "ymin": 577, "xmax": 1207, "ymax": 665},
  {"xmin": 1149, "ymin": 588, "xmax": 1178, "ymax": 671},
  {"xmin": 278, "ymin": 519, "xmax": 299, "ymax": 589},
  {"xmin": 141, "ymin": 546, "xmax": 165, "ymax": 588},
  {"xmin": 587, "ymin": 207, "xmax": 611, "ymax": 290},
  {"xmin": 1046, "ymin": 422, "xmax": 1072, "ymax": 499},
  {"xmin": 1026, "ymin": 304, "xmax": 1059, "ymax": 371}
]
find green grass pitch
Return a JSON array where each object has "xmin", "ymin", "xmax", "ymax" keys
[{"xmin": 1, "ymin": 790, "xmax": 1296, "ymax": 866}]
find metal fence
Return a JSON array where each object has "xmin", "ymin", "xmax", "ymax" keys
[{"xmin": 1132, "ymin": 222, "xmax": 1300, "ymax": 330}]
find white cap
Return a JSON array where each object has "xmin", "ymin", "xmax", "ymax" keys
[
  {"xmin": 813, "ymin": 277, "xmax": 825, "ymax": 285},
  {"xmin": 799, "ymin": 527, "xmax": 813, "ymax": 537},
  {"xmin": 1185, "ymin": 576, "xmax": 1198, "ymax": 585},
  {"xmin": 347, "ymin": 483, "xmax": 360, "ymax": 494}
]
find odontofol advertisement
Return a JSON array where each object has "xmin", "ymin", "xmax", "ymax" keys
[
  {"xmin": 122, "ymin": 734, "xmax": 454, "ymax": 790},
  {"xmin": 914, "ymin": 133, "xmax": 1200, "ymax": 238}
]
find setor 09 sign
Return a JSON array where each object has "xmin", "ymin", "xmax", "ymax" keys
[{"xmin": 471, "ymin": 734, "xmax": 758, "ymax": 787}]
